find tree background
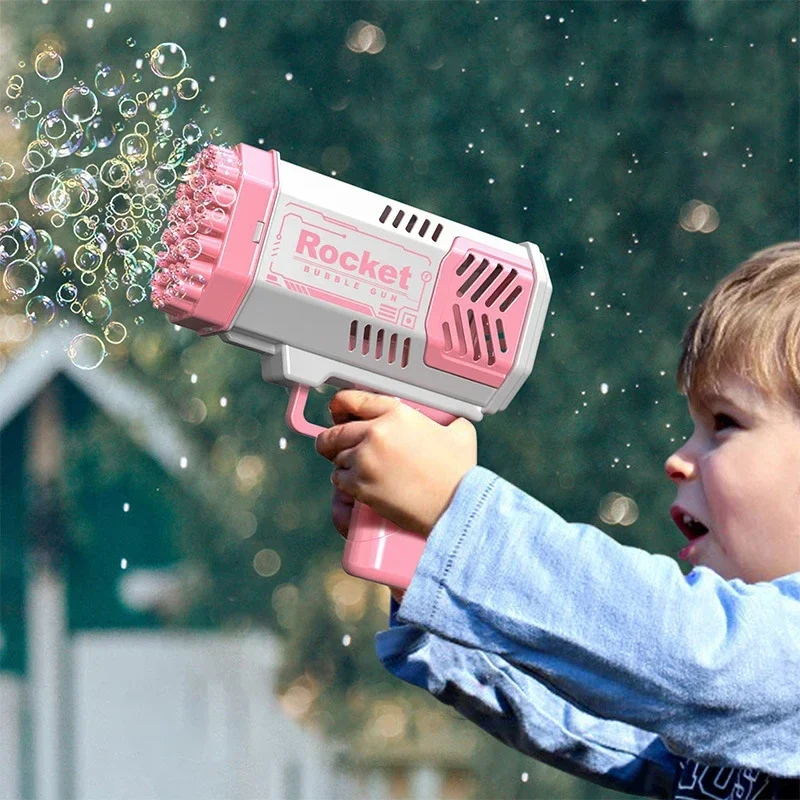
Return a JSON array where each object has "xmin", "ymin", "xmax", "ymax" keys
[{"xmin": 0, "ymin": 1, "xmax": 797, "ymax": 798}]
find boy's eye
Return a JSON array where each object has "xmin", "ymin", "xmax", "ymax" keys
[{"xmin": 713, "ymin": 413, "xmax": 739, "ymax": 431}]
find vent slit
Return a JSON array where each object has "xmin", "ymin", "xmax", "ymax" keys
[
  {"xmin": 405, "ymin": 214, "xmax": 418, "ymax": 232},
  {"xmin": 376, "ymin": 329, "xmax": 384, "ymax": 360},
  {"xmin": 362, "ymin": 324, "xmax": 371, "ymax": 356},
  {"xmin": 401, "ymin": 338, "xmax": 411, "ymax": 368},
  {"xmin": 392, "ymin": 209, "xmax": 405, "ymax": 228},
  {"xmin": 379, "ymin": 205, "xmax": 391, "ymax": 223},
  {"xmin": 443, "ymin": 321, "xmax": 453, "ymax": 352},
  {"xmin": 467, "ymin": 309, "xmax": 481, "ymax": 361},
  {"xmin": 499, "ymin": 285, "xmax": 523, "ymax": 312},
  {"xmin": 496, "ymin": 319, "xmax": 507, "ymax": 353},
  {"xmin": 389, "ymin": 333, "xmax": 398, "ymax": 364},
  {"xmin": 453, "ymin": 304, "xmax": 467, "ymax": 356},
  {"xmin": 432, "ymin": 223, "xmax": 443, "ymax": 242},
  {"xmin": 457, "ymin": 258, "xmax": 489, "ymax": 297},
  {"xmin": 456, "ymin": 254, "xmax": 475, "ymax": 276},
  {"xmin": 349, "ymin": 320, "xmax": 358, "ymax": 351},
  {"xmin": 482, "ymin": 315, "xmax": 495, "ymax": 365},
  {"xmin": 418, "ymin": 219, "xmax": 430, "ymax": 237},
  {"xmin": 486, "ymin": 269, "xmax": 518, "ymax": 307},
  {"xmin": 472, "ymin": 264, "xmax": 505, "ymax": 302}
]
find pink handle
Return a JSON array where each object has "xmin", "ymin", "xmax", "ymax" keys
[{"xmin": 285, "ymin": 384, "xmax": 457, "ymax": 589}]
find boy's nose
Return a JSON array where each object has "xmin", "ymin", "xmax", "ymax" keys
[{"xmin": 664, "ymin": 450, "xmax": 696, "ymax": 482}]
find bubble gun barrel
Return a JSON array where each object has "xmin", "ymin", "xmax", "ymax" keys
[{"xmin": 150, "ymin": 142, "xmax": 552, "ymax": 590}]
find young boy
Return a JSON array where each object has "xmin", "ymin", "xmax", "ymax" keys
[{"xmin": 315, "ymin": 242, "xmax": 800, "ymax": 799}]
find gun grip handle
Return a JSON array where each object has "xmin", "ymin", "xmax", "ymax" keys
[{"xmin": 285, "ymin": 383, "xmax": 457, "ymax": 589}]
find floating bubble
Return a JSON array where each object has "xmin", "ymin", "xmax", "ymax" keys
[
  {"xmin": 119, "ymin": 132, "xmax": 148, "ymax": 161},
  {"xmin": 0, "ymin": 222, "xmax": 37, "ymax": 265},
  {"xmin": 153, "ymin": 164, "xmax": 176, "ymax": 188},
  {"xmin": 94, "ymin": 65, "xmax": 125, "ymax": 97},
  {"xmin": 51, "ymin": 168, "xmax": 99, "ymax": 217},
  {"xmin": 117, "ymin": 93, "xmax": 138, "ymax": 119},
  {"xmin": 74, "ymin": 243, "xmax": 104, "ymax": 274},
  {"xmin": 182, "ymin": 121, "xmax": 202, "ymax": 144},
  {"xmin": 104, "ymin": 320, "xmax": 127, "ymax": 343},
  {"xmin": 35, "ymin": 49, "xmax": 64, "ymax": 81},
  {"xmin": 81, "ymin": 292, "xmax": 112, "ymax": 325},
  {"xmin": 62, "ymin": 84, "xmax": 99, "ymax": 123},
  {"xmin": 146, "ymin": 85, "xmax": 177, "ymax": 119},
  {"xmin": 55, "ymin": 282, "xmax": 78, "ymax": 305},
  {"xmin": 99, "ymin": 157, "xmax": 130, "ymax": 187},
  {"xmin": 34, "ymin": 229, "xmax": 54, "ymax": 260},
  {"xmin": 37, "ymin": 244, "xmax": 67, "ymax": 274},
  {"xmin": 0, "ymin": 162, "xmax": 15, "ymax": 181},
  {"xmin": 126, "ymin": 37, "xmax": 136, "ymax": 47},
  {"xmin": 26, "ymin": 294, "xmax": 56, "ymax": 324},
  {"xmin": 3, "ymin": 259, "xmax": 41, "ymax": 296},
  {"xmin": 67, "ymin": 333, "xmax": 107, "ymax": 370},
  {"xmin": 23, "ymin": 138, "xmax": 57, "ymax": 172},
  {"xmin": 126, "ymin": 284, "xmax": 146, "ymax": 304},
  {"xmin": 86, "ymin": 116, "xmax": 116, "ymax": 149},
  {"xmin": 38, "ymin": 110, "xmax": 84, "ymax": 157},
  {"xmin": 24, "ymin": 97, "xmax": 42, "ymax": 118},
  {"xmin": 73, "ymin": 215, "xmax": 96, "ymax": 240},
  {"xmin": 0, "ymin": 202, "xmax": 19, "ymax": 233},
  {"xmin": 29, "ymin": 173, "xmax": 58, "ymax": 211},
  {"xmin": 149, "ymin": 43, "xmax": 187, "ymax": 79},
  {"xmin": 175, "ymin": 77, "xmax": 199, "ymax": 101}
]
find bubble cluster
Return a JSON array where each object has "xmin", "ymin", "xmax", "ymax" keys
[{"xmin": 1, "ymin": 41, "xmax": 219, "ymax": 369}]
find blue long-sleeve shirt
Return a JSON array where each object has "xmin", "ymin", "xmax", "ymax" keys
[{"xmin": 375, "ymin": 467, "xmax": 800, "ymax": 797}]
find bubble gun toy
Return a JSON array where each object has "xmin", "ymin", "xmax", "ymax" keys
[{"xmin": 150, "ymin": 143, "xmax": 552, "ymax": 590}]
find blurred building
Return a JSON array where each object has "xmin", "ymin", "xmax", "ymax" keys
[{"xmin": 0, "ymin": 325, "xmax": 471, "ymax": 800}]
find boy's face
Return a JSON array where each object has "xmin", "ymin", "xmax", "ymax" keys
[{"xmin": 664, "ymin": 373, "xmax": 800, "ymax": 583}]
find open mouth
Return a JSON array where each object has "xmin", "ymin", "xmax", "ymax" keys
[{"xmin": 670, "ymin": 506, "xmax": 709, "ymax": 541}]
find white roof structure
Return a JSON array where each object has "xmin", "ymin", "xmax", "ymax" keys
[{"xmin": 0, "ymin": 323, "xmax": 223, "ymax": 511}]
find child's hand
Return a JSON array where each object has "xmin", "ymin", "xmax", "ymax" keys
[{"xmin": 316, "ymin": 390, "xmax": 477, "ymax": 537}]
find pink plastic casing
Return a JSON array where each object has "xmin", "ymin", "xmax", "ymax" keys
[
  {"xmin": 423, "ymin": 236, "xmax": 536, "ymax": 387},
  {"xmin": 151, "ymin": 144, "xmax": 279, "ymax": 333},
  {"xmin": 286, "ymin": 384, "xmax": 456, "ymax": 590}
]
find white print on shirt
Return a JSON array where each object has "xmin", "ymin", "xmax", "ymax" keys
[{"xmin": 674, "ymin": 761, "xmax": 770, "ymax": 800}]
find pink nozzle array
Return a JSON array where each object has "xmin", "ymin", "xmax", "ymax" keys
[{"xmin": 150, "ymin": 143, "xmax": 279, "ymax": 333}]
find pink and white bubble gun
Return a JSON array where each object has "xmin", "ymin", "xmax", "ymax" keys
[{"xmin": 150, "ymin": 143, "xmax": 552, "ymax": 590}]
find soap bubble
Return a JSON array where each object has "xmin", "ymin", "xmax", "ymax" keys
[
  {"xmin": 119, "ymin": 132, "xmax": 149, "ymax": 161},
  {"xmin": 23, "ymin": 139, "xmax": 57, "ymax": 172},
  {"xmin": 24, "ymin": 97, "xmax": 42, "ymax": 118},
  {"xmin": 37, "ymin": 244, "xmax": 67, "ymax": 274},
  {"xmin": 62, "ymin": 84, "xmax": 99, "ymax": 122},
  {"xmin": 29, "ymin": 173, "xmax": 58, "ymax": 211},
  {"xmin": 125, "ymin": 284, "xmax": 146, "ymax": 304},
  {"xmin": 0, "ymin": 222, "xmax": 38, "ymax": 265},
  {"xmin": 149, "ymin": 43, "xmax": 187, "ymax": 79},
  {"xmin": 117, "ymin": 93, "xmax": 138, "ymax": 119},
  {"xmin": 0, "ymin": 162, "xmax": 14, "ymax": 182},
  {"xmin": 55, "ymin": 282, "xmax": 79, "ymax": 305},
  {"xmin": 67, "ymin": 333, "xmax": 107, "ymax": 369},
  {"xmin": 86, "ymin": 116, "xmax": 116, "ymax": 149},
  {"xmin": 175, "ymin": 77, "xmax": 199, "ymax": 100},
  {"xmin": 81, "ymin": 292, "xmax": 112, "ymax": 325},
  {"xmin": 38, "ymin": 110, "xmax": 84, "ymax": 157},
  {"xmin": 146, "ymin": 85, "xmax": 177, "ymax": 119},
  {"xmin": 182, "ymin": 121, "xmax": 202, "ymax": 144},
  {"xmin": 34, "ymin": 49, "xmax": 63, "ymax": 81},
  {"xmin": 99, "ymin": 157, "xmax": 130, "ymax": 187},
  {"xmin": 74, "ymin": 243, "xmax": 103, "ymax": 273},
  {"xmin": 3, "ymin": 259, "xmax": 41, "ymax": 297},
  {"xmin": 94, "ymin": 65, "xmax": 125, "ymax": 97},
  {"xmin": 26, "ymin": 295, "xmax": 56, "ymax": 324},
  {"xmin": 0, "ymin": 202, "xmax": 19, "ymax": 233},
  {"xmin": 104, "ymin": 320, "xmax": 127, "ymax": 343},
  {"xmin": 51, "ymin": 168, "xmax": 99, "ymax": 217}
]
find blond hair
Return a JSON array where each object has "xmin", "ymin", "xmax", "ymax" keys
[{"xmin": 676, "ymin": 241, "xmax": 800, "ymax": 411}]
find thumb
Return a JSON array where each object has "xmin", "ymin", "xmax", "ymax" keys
[{"xmin": 329, "ymin": 389, "xmax": 401, "ymax": 422}]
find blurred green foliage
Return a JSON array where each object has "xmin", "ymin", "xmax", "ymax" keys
[{"xmin": 1, "ymin": 1, "xmax": 798, "ymax": 798}]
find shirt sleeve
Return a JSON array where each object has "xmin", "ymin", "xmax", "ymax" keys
[
  {"xmin": 393, "ymin": 466, "xmax": 800, "ymax": 778},
  {"xmin": 376, "ymin": 597, "xmax": 679, "ymax": 798}
]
